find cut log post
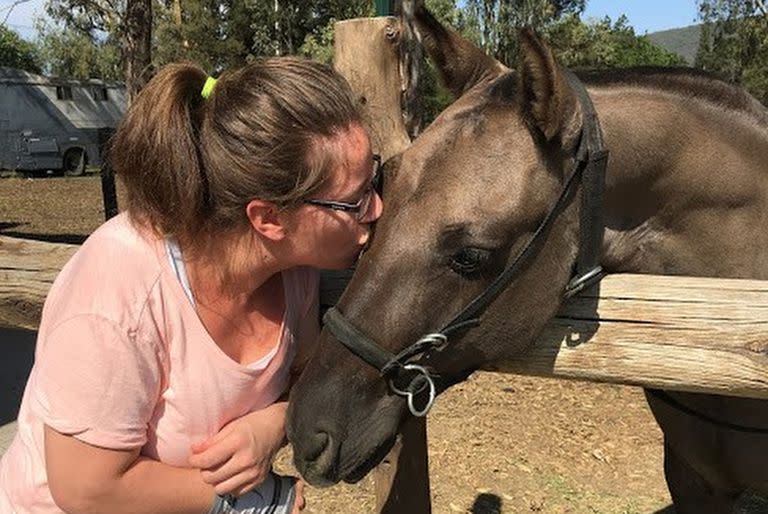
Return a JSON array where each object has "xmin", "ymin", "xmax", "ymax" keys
[
  {"xmin": 333, "ymin": 16, "xmax": 431, "ymax": 514},
  {"xmin": 333, "ymin": 17, "xmax": 411, "ymax": 162}
]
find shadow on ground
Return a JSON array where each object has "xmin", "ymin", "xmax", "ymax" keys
[
  {"xmin": 0, "ymin": 328, "xmax": 36, "ymax": 425},
  {"xmin": 472, "ymin": 493, "xmax": 501, "ymax": 513},
  {"xmin": 654, "ymin": 505, "xmax": 675, "ymax": 513}
]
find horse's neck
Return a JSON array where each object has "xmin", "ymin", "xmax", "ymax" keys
[{"xmin": 591, "ymin": 86, "xmax": 768, "ymax": 279}]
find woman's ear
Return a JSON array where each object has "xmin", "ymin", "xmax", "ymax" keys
[{"xmin": 245, "ymin": 199, "xmax": 288, "ymax": 241}]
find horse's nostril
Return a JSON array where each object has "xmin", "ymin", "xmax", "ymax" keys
[
  {"xmin": 295, "ymin": 429, "xmax": 341, "ymax": 486},
  {"xmin": 305, "ymin": 430, "xmax": 330, "ymax": 464}
]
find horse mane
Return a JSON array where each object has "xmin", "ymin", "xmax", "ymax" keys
[{"xmin": 575, "ymin": 67, "xmax": 768, "ymax": 125}]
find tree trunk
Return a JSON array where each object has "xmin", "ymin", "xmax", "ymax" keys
[
  {"xmin": 172, "ymin": 0, "xmax": 189, "ymax": 49},
  {"xmin": 124, "ymin": 0, "xmax": 153, "ymax": 103}
]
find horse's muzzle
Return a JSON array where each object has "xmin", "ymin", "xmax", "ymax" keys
[{"xmin": 290, "ymin": 427, "xmax": 341, "ymax": 487}]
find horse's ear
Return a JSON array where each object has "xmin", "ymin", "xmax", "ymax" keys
[
  {"xmin": 413, "ymin": 5, "xmax": 509, "ymax": 97},
  {"xmin": 516, "ymin": 28, "xmax": 580, "ymax": 145}
]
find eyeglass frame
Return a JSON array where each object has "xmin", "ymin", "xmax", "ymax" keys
[{"xmin": 303, "ymin": 154, "xmax": 383, "ymax": 221}]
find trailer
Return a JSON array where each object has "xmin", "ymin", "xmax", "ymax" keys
[{"xmin": 0, "ymin": 67, "xmax": 126, "ymax": 175}]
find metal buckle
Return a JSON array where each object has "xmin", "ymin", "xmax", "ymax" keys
[
  {"xmin": 389, "ymin": 364, "xmax": 436, "ymax": 417},
  {"xmin": 564, "ymin": 266, "xmax": 603, "ymax": 298}
]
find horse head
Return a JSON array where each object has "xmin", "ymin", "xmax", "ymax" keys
[{"xmin": 288, "ymin": 8, "xmax": 594, "ymax": 486}]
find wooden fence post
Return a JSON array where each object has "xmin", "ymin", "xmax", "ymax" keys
[{"xmin": 334, "ymin": 16, "xmax": 432, "ymax": 514}]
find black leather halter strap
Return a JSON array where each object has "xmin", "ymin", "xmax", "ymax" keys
[{"xmin": 323, "ymin": 70, "xmax": 608, "ymax": 417}]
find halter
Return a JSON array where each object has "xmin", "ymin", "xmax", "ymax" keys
[{"xmin": 324, "ymin": 70, "xmax": 608, "ymax": 417}]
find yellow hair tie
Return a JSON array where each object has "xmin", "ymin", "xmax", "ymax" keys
[{"xmin": 201, "ymin": 76, "xmax": 217, "ymax": 99}]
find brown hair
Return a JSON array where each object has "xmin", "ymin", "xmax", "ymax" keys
[{"xmin": 110, "ymin": 58, "xmax": 362, "ymax": 247}]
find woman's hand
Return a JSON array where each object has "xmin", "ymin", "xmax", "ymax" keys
[{"xmin": 189, "ymin": 401, "xmax": 288, "ymax": 496}]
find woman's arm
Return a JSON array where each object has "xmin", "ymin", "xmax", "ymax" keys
[{"xmin": 45, "ymin": 425, "xmax": 213, "ymax": 514}]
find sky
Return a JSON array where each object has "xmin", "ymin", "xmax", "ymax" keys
[
  {"xmin": 582, "ymin": 0, "xmax": 700, "ymax": 34},
  {"xmin": 2, "ymin": 0, "xmax": 702, "ymax": 41}
]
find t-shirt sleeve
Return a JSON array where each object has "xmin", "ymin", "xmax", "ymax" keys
[{"xmin": 29, "ymin": 314, "xmax": 165, "ymax": 450}]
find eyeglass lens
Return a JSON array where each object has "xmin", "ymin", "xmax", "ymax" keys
[{"xmin": 356, "ymin": 156, "xmax": 382, "ymax": 221}]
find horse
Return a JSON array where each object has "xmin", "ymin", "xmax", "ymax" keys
[{"xmin": 286, "ymin": 7, "xmax": 768, "ymax": 513}]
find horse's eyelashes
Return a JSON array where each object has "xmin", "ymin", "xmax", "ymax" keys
[{"xmin": 449, "ymin": 247, "xmax": 491, "ymax": 277}]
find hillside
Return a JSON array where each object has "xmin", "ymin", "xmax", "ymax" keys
[{"xmin": 647, "ymin": 24, "xmax": 702, "ymax": 64}]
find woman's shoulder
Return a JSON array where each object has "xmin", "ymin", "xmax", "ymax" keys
[
  {"xmin": 41, "ymin": 213, "xmax": 168, "ymax": 329},
  {"xmin": 77, "ymin": 212, "xmax": 165, "ymax": 281}
]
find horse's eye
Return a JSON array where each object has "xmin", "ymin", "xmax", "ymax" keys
[{"xmin": 449, "ymin": 247, "xmax": 491, "ymax": 277}]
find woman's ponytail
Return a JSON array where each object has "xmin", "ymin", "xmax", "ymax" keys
[{"xmin": 110, "ymin": 63, "xmax": 210, "ymax": 238}]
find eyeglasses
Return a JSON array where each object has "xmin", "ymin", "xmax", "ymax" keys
[{"xmin": 304, "ymin": 154, "xmax": 383, "ymax": 221}]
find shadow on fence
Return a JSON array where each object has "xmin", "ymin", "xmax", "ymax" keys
[{"xmin": 0, "ymin": 222, "xmax": 86, "ymax": 245}]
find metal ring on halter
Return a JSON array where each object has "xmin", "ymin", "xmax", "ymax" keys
[
  {"xmin": 417, "ymin": 332, "xmax": 448, "ymax": 351},
  {"xmin": 389, "ymin": 364, "xmax": 436, "ymax": 417}
]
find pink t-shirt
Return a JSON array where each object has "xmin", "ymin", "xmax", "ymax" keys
[{"xmin": 0, "ymin": 213, "xmax": 319, "ymax": 514}]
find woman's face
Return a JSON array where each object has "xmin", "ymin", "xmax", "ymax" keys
[{"xmin": 290, "ymin": 123, "xmax": 383, "ymax": 270}]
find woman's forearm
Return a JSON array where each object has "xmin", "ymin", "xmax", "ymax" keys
[
  {"xmin": 92, "ymin": 456, "xmax": 214, "ymax": 514},
  {"xmin": 45, "ymin": 426, "xmax": 214, "ymax": 514}
]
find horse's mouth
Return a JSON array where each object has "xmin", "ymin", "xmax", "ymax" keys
[{"xmin": 341, "ymin": 434, "xmax": 398, "ymax": 484}]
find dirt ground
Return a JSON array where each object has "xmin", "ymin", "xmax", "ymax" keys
[{"xmin": 0, "ymin": 175, "xmax": 674, "ymax": 513}]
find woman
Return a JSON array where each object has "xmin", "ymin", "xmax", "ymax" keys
[{"xmin": 0, "ymin": 57, "xmax": 382, "ymax": 514}]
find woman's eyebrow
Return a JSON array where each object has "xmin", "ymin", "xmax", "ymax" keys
[
  {"xmin": 341, "ymin": 179, "xmax": 369, "ymax": 203},
  {"xmin": 343, "ymin": 161, "xmax": 375, "ymax": 201}
]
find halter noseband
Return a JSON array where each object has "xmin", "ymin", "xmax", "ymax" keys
[{"xmin": 324, "ymin": 70, "xmax": 609, "ymax": 417}]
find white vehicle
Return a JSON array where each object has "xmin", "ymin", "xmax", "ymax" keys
[{"xmin": 0, "ymin": 67, "xmax": 126, "ymax": 175}]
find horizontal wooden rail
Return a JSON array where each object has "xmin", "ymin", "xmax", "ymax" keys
[
  {"xmin": 3, "ymin": 235, "xmax": 768, "ymax": 399},
  {"xmin": 486, "ymin": 274, "xmax": 768, "ymax": 399},
  {"xmin": 0, "ymin": 236, "xmax": 77, "ymax": 331}
]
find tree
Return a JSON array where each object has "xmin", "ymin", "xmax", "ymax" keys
[
  {"xmin": 462, "ymin": 0, "xmax": 585, "ymax": 64},
  {"xmin": 546, "ymin": 14, "xmax": 686, "ymax": 68},
  {"xmin": 153, "ymin": 0, "xmax": 371, "ymax": 71},
  {"xmin": 35, "ymin": 19, "xmax": 121, "ymax": 80},
  {"xmin": 696, "ymin": 0, "xmax": 768, "ymax": 103},
  {"xmin": 45, "ymin": 0, "xmax": 151, "ymax": 99},
  {"xmin": 0, "ymin": 24, "xmax": 41, "ymax": 73},
  {"xmin": 124, "ymin": 0, "xmax": 152, "ymax": 100}
]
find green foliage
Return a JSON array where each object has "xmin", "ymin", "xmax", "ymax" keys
[
  {"xmin": 695, "ymin": 0, "xmax": 768, "ymax": 103},
  {"xmin": 298, "ymin": 18, "xmax": 337, "ymax": 64},
  {"xmin": 153, "ymin": 0, "xmax": 244, "ymax": 72},
  {"xmin": 153, "ymin": 0, "xmax": 371, "ymax": 71},
  {"xmin": 0, "ymin": 25, "xmax": 41, "ymax": 73},
  {"xmin": 45, "ymin": 0, "xmax": 123, "ymax": 37},
  {"xmin": 32, "ymin": 0, "xmax": 691, "ymax": 104},
  {"xmin": 414, "ymin": 1, "xmax": 685, "ymax": 124},
  {"xmin": 463, "ymin": 0, "xmax": 585, "ymax": 64},
  {"xmin": 546, "ymin": 14, "xmax": 686, "ymax": 68},
  {"xmin": 35, "ymin": 20, "xmax": 121, "ymax": 79},
  {"xmin": 40, "ymin": 0, "xmax": 127, "ymax": 81}
]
